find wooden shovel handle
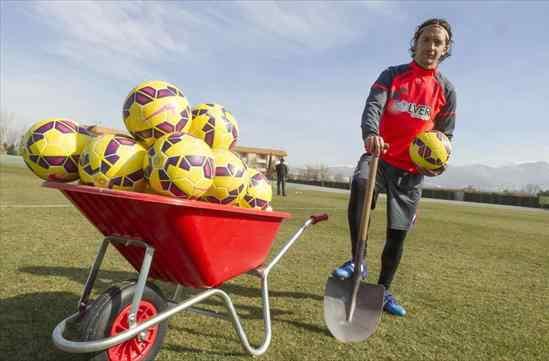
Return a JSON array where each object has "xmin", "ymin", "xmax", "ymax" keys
[
  {"xmin": 348, "ymin": 154, "xmax": 380, "ymax": 322},
  {"xmin": 358, "ymin": 155, "xmax": 379, "ymax": 243}
]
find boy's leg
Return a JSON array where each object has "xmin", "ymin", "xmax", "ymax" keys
[
  {"xmin": 378, "ymin": 228, "xmax": 407, "ymax": 289},
  {"xmin": 380, "ymin": 165, "xmax": 423, "ymax": 316},
  {"xmin": 347, "ymin": 177, "xmax": 368, "ymax": 260}
]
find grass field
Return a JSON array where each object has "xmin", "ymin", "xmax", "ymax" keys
[{"xmin": 1, "ymin": 163, "xmax": 548, "ymax": 361}]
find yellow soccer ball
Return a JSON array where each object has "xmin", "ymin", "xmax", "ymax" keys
[
  {"xmin": 78, "ymin": 141, "xmax": 98, "ymax": 186},
  {"xmin": 123, "ymin": 80, "xmax": 192, "ymax": 148},
  {"xmin": 202, "ymin": 149, "xmax": 248, "ymax": 205},
  {"xmin": 78, "ymin": 149, "xmax": 95, "ymax": 186},
  {"xmin": 80, "ymin": 134, "xmax": 147, "ymax": 191},
  {"xmin": 189, "ymin": 103, "xmax": 239, "ymax": 149},
  {"xmin": 409, "ymin": 130, "xmax": 452, "ymax": 171},
  {"xmin": 239, "ymin": 168, "xmax": 272, "ymax": 210},
  {"xmin": 144, "ymin": 133, "xmax": 214, "ymax": 198},
  {"xmin": 20, "ymin": 118, "xmax": 91, "ymax": 181}
]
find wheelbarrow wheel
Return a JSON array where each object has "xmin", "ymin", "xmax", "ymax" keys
[{"xmin": 79, "ymin": 280, "xmax": 168, "ymax": 361}]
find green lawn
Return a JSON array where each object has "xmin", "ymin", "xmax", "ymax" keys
[{"xmin": 1, "ymin": 163, "xmax": 548, "ymax": 361}]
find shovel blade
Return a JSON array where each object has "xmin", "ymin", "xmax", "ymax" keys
[{"xmin": 324, "ymin": 277, "xmax": 385, "ymax": 342}]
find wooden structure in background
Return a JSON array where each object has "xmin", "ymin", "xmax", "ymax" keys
[{"xmin": 86, "ymin": 125, "xmax": 131, "ymax": 137}]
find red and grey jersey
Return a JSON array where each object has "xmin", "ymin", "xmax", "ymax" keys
[{"xmin": 361, "ymin": 61, "xmax": 456, "ymax": 173}]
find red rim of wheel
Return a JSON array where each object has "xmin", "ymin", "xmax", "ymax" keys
[{"xmin": 107, "ymin": 300, "xmax": 159, "ymax": 361}]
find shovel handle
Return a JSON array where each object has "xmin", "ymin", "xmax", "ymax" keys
[
  {"xmin": 348, "ymin": 154, "xmax": 380, "ymax": 322},
  {"xmin": 357, "ymin": 155, "xmax": 379, "ymax": 245}
]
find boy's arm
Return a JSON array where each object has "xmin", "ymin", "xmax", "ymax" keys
[
  {"xmin": 433, "ymin": 83, "xmax": 456, "ymax": 141},
  {"xmin": 420, "ymin": 84, "xmax": 456, "ymax": 177},
  {"xmin": 361, "ymin": 68, "xmax": 393, "ymax": 141}
]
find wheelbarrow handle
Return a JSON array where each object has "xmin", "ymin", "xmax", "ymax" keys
[
  {"xmin": 262, "ymin": 214, "xmax": 328, "ymax": 275},
  {"xmin": 310, "ymin": 213, "xmax": 329, "ymax": 224}
]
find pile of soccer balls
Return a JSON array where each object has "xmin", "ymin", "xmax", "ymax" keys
[{"xmin": 20, "ymin": 80, "xmax": 272, "ymax": 210}]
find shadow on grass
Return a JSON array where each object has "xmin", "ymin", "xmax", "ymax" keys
[
  {"xmin": 18, "ymin": 265, "xmax": 329, "ymax": 351},
  {"xmin": 20, "ymin": 265, "xmax": 323, "ymax": 302},
  {"xmin": 1, "ymin": 288, "xmax": 330, "ymax": 361},
  {"xmin": 0, "ymin": 291, "xmax": 88, "ymax": 361},
  {"xmin": 163, "ymin": 343, "xmax": 245, "ymax": 358},
  {"xmin": 221, "ymin": 282, "xmax": 323, "ymax": 301},
  {"xmin": 20, "ymin": 265, "xmax": 135, "ymax": 291}
]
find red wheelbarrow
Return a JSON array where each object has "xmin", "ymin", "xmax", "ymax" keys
[{"xmin": 44, "ymin": 182, "xmax": 328, "ymax": 360}]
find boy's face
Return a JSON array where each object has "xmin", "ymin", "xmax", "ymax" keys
[{"xmin": 414, "ymin": 26, "xmax": 448, "ymax": 69}]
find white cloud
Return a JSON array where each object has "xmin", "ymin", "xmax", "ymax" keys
[
  {"xmin": 22, "ymin": 1, "xmax": 205, "ymax": 79},
  {"xmin": 234, "ymin": 2, "xmax": 352, "ymax": 49},
  {"xmin": 29, "ymin": 1, "xmax": 188, "ymax": 59},
  {"xmin": 229, "ymin": 1, "xmax": 404, "ymax": 51},
  {"xmin": 20, "ymin": 1, "xmax": 403, "ymax": 78}
]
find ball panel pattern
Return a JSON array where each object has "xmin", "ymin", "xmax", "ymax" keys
[
  {"xmin": 409, "ymin": 130, "xmax": 452, "ymax": 171},
  {"xmin": 79, "ymin": 134, "xmax": 147, "ymax": 191},
  {"xmin": 21, "ymin": 118, "xmax": 88, "ymax": 182},
  {"xmin": 201, "ymin": 149, "xmax": 249, "ymax": 205},
  {"xmin": 189, "ymin": 103, "xmax": 239, "ymax": 150},
  {"xmin": 238, "ymin": 168, "xmax": 272, "ymax": 210},
  {"xmin": 123, "ymin": 80, "xmax": 192, "ymax": 148},
  {"xmin": 145, "ymin": 133, "xmax": 214, "ymax": 199}
]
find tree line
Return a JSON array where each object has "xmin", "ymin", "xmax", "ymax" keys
[{"xmin": 0, "ymin": 110, "xmax": 25, "ymax": 155}]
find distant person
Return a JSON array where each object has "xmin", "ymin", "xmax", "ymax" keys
[
  {"xmin": 332, "ymin": 18, "xmax": 457, "ymax": 317},
  {"xmin": 275, "ymin": 158, "xmax": 288, "ymax": 196}
]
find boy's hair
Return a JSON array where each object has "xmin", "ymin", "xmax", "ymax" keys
[{"xmin": 409, "ymin": 18, "xmax": 453, "ymax": 62}]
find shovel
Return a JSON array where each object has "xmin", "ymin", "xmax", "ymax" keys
[{"xmin": 324, "ymin": 154, "xmax": 385, "ymax": 342}]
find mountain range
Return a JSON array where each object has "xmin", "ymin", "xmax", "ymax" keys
[{"xmin": 320, "ymin": 161, "xmax": 549, "ymax": 192}]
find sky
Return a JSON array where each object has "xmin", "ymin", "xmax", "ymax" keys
[{"xmin": 1, "ymin": 1, "xmax": 548, "ymax": 168}]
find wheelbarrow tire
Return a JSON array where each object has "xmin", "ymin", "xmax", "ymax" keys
[{"xmin": 79, "ymin": 280, "xmax": 168, "ymax": 361}]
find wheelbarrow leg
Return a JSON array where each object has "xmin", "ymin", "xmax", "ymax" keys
[
  {"xmin": 223, "ymin": 214, "xmax": 328, "ymax": 356},
  {"xmin": 78, "ymin": 237, "xmax": 156, "ymax": 321},
  {"xmin": 78, "ymin": 239, "xmax": 110, "ymax": 314},
  {"xmin": 128, "ymin": 245, "xmax": 155, "ymax": 329},
  {"xmin": 172, "ymin": 285, "xmax": 184, "ymax": 302}
]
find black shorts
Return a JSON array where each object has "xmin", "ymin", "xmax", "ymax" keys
[{"xmin": 353, "ymin": 153, "xmax": 423, "ymax": 230}]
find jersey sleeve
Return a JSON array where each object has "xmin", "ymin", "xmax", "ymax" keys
[
  {"xmin": 434, "ymin": 81, "xmax": 457, "ymax": 141},
  {"xmin": 361, "ymin": 68, "xmax": 393, "ymax": 141}
]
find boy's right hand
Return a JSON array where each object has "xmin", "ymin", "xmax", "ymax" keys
[{"xmin": 365, "ymin": 135, "xmax": 389, "ymax": 156}]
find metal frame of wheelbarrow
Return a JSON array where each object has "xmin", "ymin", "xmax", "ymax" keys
[{"xmin": 52, "ymin": 214, "xmax": 328, "ymax": 357}]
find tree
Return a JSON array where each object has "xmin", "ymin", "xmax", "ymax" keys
[
  {"xmin": 334, "ymin": 172, "xmax": 346, "ymax": 182},
  {"xmin": 463, "ymin": 185, "xmax": 479, "ymax": 192},
  {"xmin": 303, "ymin": 165, "xmax": 317, "ymax": 181},
  {"xmin": 0, "ymin": 110, "xmax": 25, "ymax": 155},
  {"xmin": 318, "ymin": 164, "xmax": 330, "ymax": 181},
  {"xmin": 523, "ymin": 184, "xmax": 542, "ymax": 195},
  {"xmin": 302, "ymin": 164, "xmax": 331, "ymax": 183},
  {"xmin": 5, "ymin": 143, "xmax": 18, "ymax": 155}
]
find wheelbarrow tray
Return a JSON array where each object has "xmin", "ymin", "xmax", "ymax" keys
[{"xmin": 43, "ymin": 182, "xmax": 290, "ymax": 288}]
